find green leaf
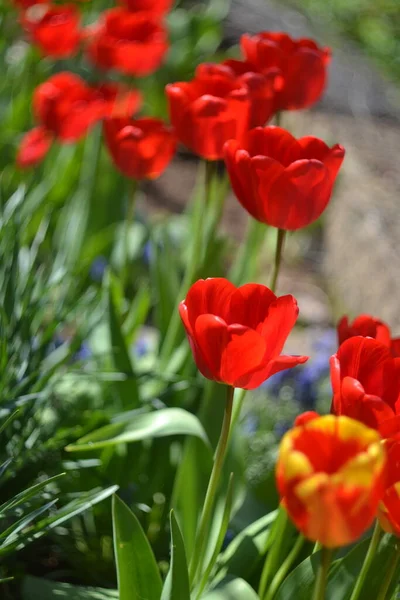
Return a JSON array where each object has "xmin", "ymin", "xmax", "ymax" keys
[
  {"xmin": 0, "ymin": 500, "xmax": 57, "ymax": 544},
  {"xmin": 66, "ymin": 408, "xmax": 210, "ymax": 451},
  {"xmin": 161, "ymin": 511, "xmax": 191, "ymax": 600},
  {"xmin": 21, "ymin": 576, "xmax": 118, "ymax": 600},
  {"xmin": 171, "ymin": 437, "xmax": 213, "ymax": 560},
  {"xmin": 0, "ymin": 409, "xmax": 19, "ymax": 436},
  {"xmin": 107, "ymin": 275, "xmax": 140, "ymax": 410},
  {"xmin": 201, "ymin": 576, "xmax": 259, "ymax": 600},
  {"xmin": 0, "ymin": 474, "xmax": 65, "ymax": 516},
  {"xmin": 275, "ymin": 532, "xmax": 400, "ymax": 600},
  {"xmin": 196, "ymin": 473, "xmax": 235, "ymax": 598},
  {"xmin": 112, "ymin": 495, "xmax": 162, "ymax": 600},
  {"xmin": 215, "ymin": 510, "xmax": 278, "ymax": 582},
  {"xmin": 0, "ymin": 485, "xmax": 117, "ymax": 556}
]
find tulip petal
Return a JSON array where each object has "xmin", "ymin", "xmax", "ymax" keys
[
  {"xmin": 258, "ymin": 294, "xmax": 300, "ymax": 357},
  {"xmin": 16, "ymin": 127, "xmax": 53, "ymax": 168},
  {"xmin": 337, "ymin": 337, "xmax": 397, "ymax": 406},
  {"xmin": 184, "ymin": 278, "xmax": 236, "ymax": 331},
  {"xmin": 298, "ymin": 137, "xmax": 345, "ymax": 180},
  {"xmin": 220, "ymin": 325, "xmax": 267, "ymax": 388},
  {"xmin": 193, "ymin": 314, "xmax": 229, "ymax": 382},
  {"xmin": 228, "ymin": 283, "xmax": 276, "ymax": 329}
]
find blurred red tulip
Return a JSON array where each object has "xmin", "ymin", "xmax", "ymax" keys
[
  {"xmin": 85, "ymin": 8, "xmax": 168, "ymax": 76},
  {"xmin": 119, "ymin": 0, "xmax": 173, "ymax": 15},
  {"xmin": 21, "ymin": 4, "xmax": 81, "ymax": 58},
  {"xmin": 224, "ymin": 126, "xmax": 344, "ymax": 230},
  {"xmin": 16, "ymin": 126, "xmax": 53, "ymax": 168},
  {"xmin": 378, "ymin": 439, "xmax": 400, "ymax": 536},
  {"xmin": 104, "ymin": 117, "xmax": 176, "ymax": 179},
  {"xmin": 93, "ymin": 83, "xmax": 142, "ymax": 118},
  {"xmin": 241, "ymin": 31, "xmax": 330, "ymax": 110},
  {"xmin": 330, "ymin": 337, "xmax": 400, "ymax": 429},
  {"xmin": 277, "ymin": 414, "xmax": 386, "ymax": 547},
  {"xmin": 13, "ymin": 0, "xmax": 46, "ymax": 9},
  {"xmin": 179, "ymin": 278, "xmax": 308, "ymax": 389},
  {"xmin": 166, "ymin": 64, "xmax": 251, "ymax": 160},
  {"xmin": 33, "ymin": 73, "xmax": 140, "ymax": 142},
  {"xmin": 33, "ymin": 72, "xmax": 104, "ymax": 141},
  {"xmin": 223, "ymin": 59, "xmax": 280, "ymax": 127},
  {"xmin": 392, "ymin": 339, "xmax": 400, "ymax": 358},
  {"xmin": 337, "ymin": 314, "xmax": 391, "ymax": 347}
]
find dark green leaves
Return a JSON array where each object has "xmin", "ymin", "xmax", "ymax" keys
[{"xmin": 22, "ymin": 576, "xmax": 118, "ymax": 600}]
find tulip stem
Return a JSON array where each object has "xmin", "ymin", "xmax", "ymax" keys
[
  {"xmin": 159, "ymin": 161, "xmax": 208, "ymax": 367},
  {"xmin": 124, "ymin": 179, "xmax": 137, "ymax": 282},
  {"xmin": 258, "ymin": 507, "xmax": 290, "ymax": 598},
  {"xmin": 189, "ymin": 385, "xmax": 234, "ymax": 588},
  {"xmin": 270, "ymin": 228, "xmax": 286, "ymax": 293},
  {"xmin": 312, "ymin": 546, "xmax": 333, "ymax": 600},
  {"xmin": 376, "ymin": 540, "xmax": 400, "ymax": 600},
  {"xmin": 349, "ymin": 521, "xmax": 382, "ymax": 600},
  {"xmin": 264, "ymin": 534, "xmax": 305, "ymax": 600}
]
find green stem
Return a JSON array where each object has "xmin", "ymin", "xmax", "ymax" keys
[
  {"xmin": 124, "ymin": 179, "xmax": 137, "ymax": 280},
  {"xmin": 195, "ymin": 472, "xmax": 235, "ymax": 600},
  {"xmin": 189, "ymin": 385, "xmax": 235, "ymax": 587},
  {"xmin": 270, "ymin": 229, "xmax": 286, "ymax": 293},
  {"xmin": 264, "ymin": 535, "xmax": 306, "ymax": 600},
  {"xmin": 229, "ymin": 219, "xmax": 267, "ymax": 285},
  {"xmin": 228, "ymin": 388, "xmax": 246, "ymax": 442},
  {"xmin": 376, "ymin": 541, "xmax": 400, "ymax": 600},
  {"xmin": 258, "ymin": 507, "xmax": 289, "ymax": 598},
  {"xmin": 312, "ymin": 546, "xmax": 333, "ymax": 600},
  {"xmin": 159, "ymin": 161, "xmax": 209, "ymax": 367},
  {"xmin": 312, "ymin": 542, "xmax": 322, "ymax": 554},
  {"xmin": 349, "ymin": 521, "xmax": 382, "ymax": 600},
  {"xmin": 205, "ymin": 160, "xmax": 215, "ymax": 207},
  {"xmin": 275, "ymin": 111, "xmax": 282, "ymax": 127}
]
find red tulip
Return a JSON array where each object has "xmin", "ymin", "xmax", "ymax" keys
[
  {"xmin": 119, "ymin": 0, "xmax": 173, "ymax": 15},
  {"xmin": 223, "ymin": 59, "xmax": 280, "ymax": 128},
  {"xmin": 240, "ymin": 31, "xmax": 330, "ymax": 110},
  {"xmin": 104, "ymin": 117, "xmax": 176, "ymax": 180},
  {"xmin": 93, "ymin": 82, "xmax": 142, "ymax": 119},
  {"xmin": 33, "ymin": 73, "xmax": 141, "ymax": 142},
  {"xmin": 337, "ymin": 314, "xmax": 391, "ymax": 347},
  {"xmin": 85, "ymin": 8, "xmax": 168, "ymax": 76},
  {"xmin": 21, "ymin": 4, "xmax": 81, "ymax": 58},
  {"xmin": 277, "ymin": 414, "xmax": 387, "ymax": 547},
  {"xmin": 179, "ymin": 278, "xmax": 308, "ymax": 389},
  {"xmin": 330, "ymin": 337, "xmax": 400, "ymax": 429},
  {"xmin": 378, "ymin": 439, "xmax": 400, "ymax": 536},
  {"xmin": 224, "ymin": 126, "xmax": 344, "ymax": 231},
  {"xmin": 33, "ymin": 72, "xmax": 103, "ymax": 141},
  {"xmin": 166, "ymin": 64, "xmax": 251, "ymax": 161},
  {"xmin": 13, "ymin": 0, "xmax": 46, "ymax": 9},
  {"xmin": 16, "ymin": 126, "xmax": 53, "ymax": 168},
  {"xmin": 392, "ymin": 339, "xmax": 400, "ymax": 358}
]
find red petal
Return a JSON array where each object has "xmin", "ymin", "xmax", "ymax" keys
[
  {"xmin": 228, "ymin": 283, "xmax": 276, "ymax": 329},
  {"xmin": 16, "ymin": 127, "xmax": 53, "ymax": 168},
  {"xmin": 193, "ymin": 314, "xmax": 229, "ymax": 382},
  {"xmin": 258, "ymin": 294, "xmax": 300, "ymax": 358},
  {"xmin": 220, "ymin": 325, "xmax": 267, "ymax": 387},
  {"xmin": 184, "ymin": 278, "xmax": 236, "ymax": 331}
]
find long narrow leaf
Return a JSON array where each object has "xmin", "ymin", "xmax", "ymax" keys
[
  {"xmin": 112, "ymin": 495, "xmax": 162, "ymax": 600},
  {"xmin": 66, "ymin": 408, "xmax": 210, "ymax": 451},
  {"xmin": 161, "ymin": 511, "xmax": 191, "ymax": 600}
]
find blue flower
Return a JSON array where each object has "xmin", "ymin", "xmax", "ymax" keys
[{"xmin": 90, "ymin": 256, "xmax": 108, "ymax": 282}]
